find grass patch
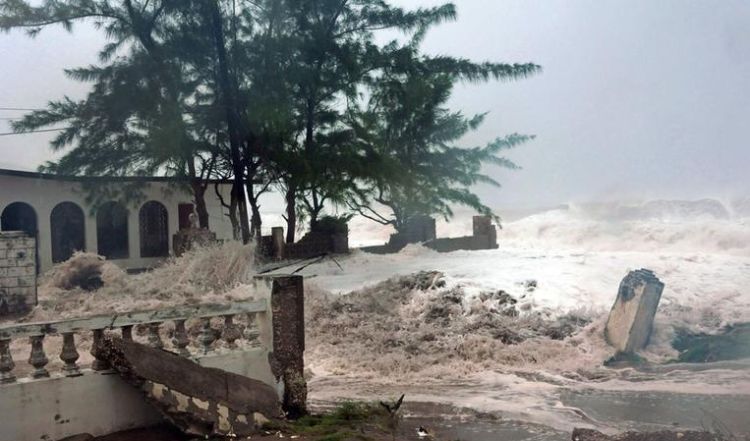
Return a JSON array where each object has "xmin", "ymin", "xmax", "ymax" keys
[{"xmin": 267, "ymin": 401, "xmax": 391, "ymax": 441}]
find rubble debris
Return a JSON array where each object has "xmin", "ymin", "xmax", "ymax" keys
[
  {"xmin": 605, "ymin": 269, "xmax": 664, "ymax": 354},
  {"xmin": 96, "ymin": 336, "xmax": 282, "ymax": 438},
  {"xmin": 47, "ymin": 252, "xmax": 113, "ymax": 291}
]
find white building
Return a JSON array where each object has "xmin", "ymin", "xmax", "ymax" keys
[{"xmin": 0, "ymin": 168, "xmax": 235, "ymax": 273}]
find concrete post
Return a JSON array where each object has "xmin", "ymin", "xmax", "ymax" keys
[
  {"xmin": 271, "ymin": 227, "xmax": 285, "ymax": 260},
  {"xmin": 472, "ymin": 215, "xmax": 498, "ymax": 249},
  {"xmin": 605, "ymin": 269, "xmax": 664, "ymax": 353},
  {"xmin": 269, "ymin": 275, "xmax": 307, "ymax": 418}
]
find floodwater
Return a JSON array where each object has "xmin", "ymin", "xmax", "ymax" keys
[{"xmin": 309, "ymin": 361, "xmax": 750, "ymax": 440}]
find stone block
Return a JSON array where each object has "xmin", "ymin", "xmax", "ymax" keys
[
  {"xmin": 7, "ymin": 266, "xmax": 34, "ymax": 277},
  {"xmin": 17, "ymin": 275, "xmax": 36, "ymax": 287},
  {"xmin": 0, "ymin": 277, "xmax": 19, "ymax": 288},
  {"xmin": 605, "ymin": 269, "xmax": 664, "ymax": 353}
]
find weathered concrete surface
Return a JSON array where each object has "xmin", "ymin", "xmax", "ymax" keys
[
  {"xmin": 605, "ymin": 269, "xmax": 664, "ymax": 353},
  {"xmin": 96, "ymin": 336, "xmax": 282, "ymax": 437},
  {"xmin": 572, "ymin": 428, "xmax": 716, "ymax": 440},
  {"xmin": 269, "ymin": 275, "xmax": 307, "ymax": 418},
  {"xmin": 0, "ymin": 371, "xmax": 163, "ymax": 441},
  {"xmin": 171, "ymin": 227, "xmax": 217, "ymax": 257}
]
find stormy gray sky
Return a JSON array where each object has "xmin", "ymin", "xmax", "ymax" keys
[{"xmin": 1, "ymin": 0, "xmax": 749, "ymax": 209}]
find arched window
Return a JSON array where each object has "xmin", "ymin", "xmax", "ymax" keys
[
  {"xmin": 1, "ymin": 202, "xmax": 37, "ymax": 237},
  {"xmin": 139, "ymin": 201, "xmax": 169, "ymax": 258},
  {"xmin": 50, "ymin": 202, "xmax": 86, "ymax": 263},
  {"xmin": 96, "ymin": 201, "xmax": 129, "ymax": 259}
]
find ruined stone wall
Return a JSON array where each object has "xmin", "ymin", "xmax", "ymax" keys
[
  {"xmin": 0, "ymin": 231, "xmax": 36, "ymax": 316},
  {"xmin": 258, "ymin": 228, "xmax": 349, "ymax": 261},
  {"xmin": 361, "ymin": 215, "xmax": 498, "ymax": 254}
]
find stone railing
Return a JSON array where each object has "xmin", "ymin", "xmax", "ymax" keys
[{"xmin": 0, "ymin": 299, "xmax": 268, "ymax": 384}]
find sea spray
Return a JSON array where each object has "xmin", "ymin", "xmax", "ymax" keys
[
  {"xmin": 16, "ymin": 240, "xmax": 258, "ymax": 323},
  {"xmin": 305, "ymin": 271, "xmax": 611, "ymax": 380}
]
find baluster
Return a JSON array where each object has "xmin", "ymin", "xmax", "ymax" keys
[
  {"xmin": 222, "ymin": 315, "xmax": 240, "ymax": 349},
  {"xmin": 60, "ymin": 332, "xmax": 81, "ymax": 377},
  {"xmin": 28, "ymin": 335, "xmax": 50, "ymax": 379},
  {"xmin": 199, "ymin": 318, "xmax": 216, "ymax": 354},
  {"xmin": 91, "ymin": 329, "xmax": 110, "ymax": 371},
  {"xmin": 243, "ymin": 313, "xmax": 260, "ymax": 346},
  {"xmin": 0, "ymin": 338, "xmax": 16, "ymax": 384},
  {"xmin": 121, "ymin": 325, "xmax": 133, "ymax": 341},
  {"xmin": 147, "ymin": 323, "xmax": 164, "ymax": 349},
  {"xmin": 172, "ymin": 320, "xmax": 190, "ymax": 357}
]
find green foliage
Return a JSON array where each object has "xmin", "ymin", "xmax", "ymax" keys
[
  {"xmin": 0, "ymin": 0, "xmax": 541, "ymax": 239},
  {"xmin": 288, "ymin": 401, "xmax": 387, "ymax": 441},
  {"xmin": 311, "ymin": 215, "xmax": 352, "ymax": 235},
  {"xmin": 349, "ymin": 56, "xmax": 536, "ymax": 231}
]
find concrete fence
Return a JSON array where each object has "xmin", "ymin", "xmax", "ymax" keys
[{"xmin": 0, "ymin": 275, "xmax": 306, "ymax": 441}]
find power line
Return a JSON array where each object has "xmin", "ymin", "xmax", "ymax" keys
[
  {"xmin": 0, "ymin": 107, "xmax": 44, "ymax": 111},
  {"xmin": 0, "ymin": 128, "xmax": 67, "ymax": 137}
]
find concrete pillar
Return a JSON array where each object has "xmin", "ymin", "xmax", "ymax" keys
[
  {"xmin": 269, "ymin": 275, "xmax": 306, "ymax": 418},
  {"xmin": 472, "ymin": 215, "xmax": 498, "ymax": 249},
  {"xmin": 605, "ymin": 269, "xmax": 664, "ymax": 353},
  {"xmin": 271, "ymin": 227, "xmax": 285, "ymax": 260}
]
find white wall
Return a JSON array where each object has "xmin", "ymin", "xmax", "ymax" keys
[{"xmin": 0, "ymin": 173, "xmax": 236, "ymax": 273}]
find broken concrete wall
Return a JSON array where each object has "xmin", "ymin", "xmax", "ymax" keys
[
  {"xmin": 386, "ymin": 215, "xmax": 437, "ymax": 250},
  {"xmin": 362, "ymin": 215, "xmax": 498, "ymax": 254},
  {"xmin": 605, "ymin": 269, "xmax": 664, "ymax": 353},
  {"xmin": 258, "ymin": 227, "xmax": 349, "ymax": 261},
  {"xmin": 97, "ymin": 336, "xmax": 282, "ymax": 437},
  {"xmin": 172, "ymin": 228, "xmax": 218, "ymax": 257},
  {"xmin": 0, "ymin": 231, "xmax": 36, "ymax": 316}
]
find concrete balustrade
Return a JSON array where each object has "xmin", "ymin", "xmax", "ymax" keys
[
  {"xmin": 0, "ymin": 275, "xmax": 306, "ymax": 441},
  {"xmin": 0, "ymin": 299, "xmax": 268, "ymax": 382}
]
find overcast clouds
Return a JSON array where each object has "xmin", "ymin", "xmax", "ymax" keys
[{"xmin": 1, "ymin": 0, "xmax": 749, "ymax": 209}]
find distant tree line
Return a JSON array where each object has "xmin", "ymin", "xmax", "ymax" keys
[{"xmin": 0, "ymin": 0, "xmax": 540, "ymax": 244}]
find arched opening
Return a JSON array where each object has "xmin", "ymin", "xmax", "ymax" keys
[
  {"xmin": 50, "ymin": 202, "xmax": 86, "ymax": 263},
  {"xmin": 1, "ymin": 202, "xmax": 37, "ymax": 237},
  {"xmin": 96, "ymin": 201, "xmax": 129, "ymax": 259},
  {"xmin": 139, "ymin": 201, "xmax": 169, "ymax": 258}
]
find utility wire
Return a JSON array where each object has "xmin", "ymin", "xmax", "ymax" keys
[
  {"xmin": 0, "ymin": 128, "xmax": 67, "ymax": 137},
  {"xmin": 0, "ymin": 107, "xmax": 44, "ymax": 111}
]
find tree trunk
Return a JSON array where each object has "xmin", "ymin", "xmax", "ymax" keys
[
  {"xmin": 309, "ymin": 195, "xmax": 324, "ymax": 230},
  {"xmin": 228, "ymin": 190, "xmax": 240, "ymax": 240},
  {"xmin": 191, "ymin": 180, "xmax": 210, "ymax": 229},
  {"xmin": 245, "ymin": 180, "xmax": 262, "ymax": 239},
  {"xmin": 207, "ymin": 0, "xmax": 251, "ymax": 244},
  {"xmin": 285, "ymin": 185, "xmax": 297, "ymax": 244}
]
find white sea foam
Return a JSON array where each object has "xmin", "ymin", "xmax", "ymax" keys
[{"xmin": 300, "ymin": 198, "xmax": 750, "ymax": 432}]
